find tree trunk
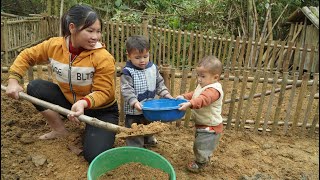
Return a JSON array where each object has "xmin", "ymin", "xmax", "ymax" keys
[
  {"xmin": 247, "ymin": 0, "xmax": 254, "ymax": 37},
  {"xmin": 47, "ymin": 0, "xmax": 52, "ymax": 15}
]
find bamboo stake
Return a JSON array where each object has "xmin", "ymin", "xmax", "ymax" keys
[
  {"xmin": 158, "ymin": 27, "xmax": 162, "ymax": 67},
  {"xmin": 244, "ymin": 37, "xmax": 252, "ymax": 71},
  {"xmin": 194, "ymin": 31, "xmax": 199, "ymax": 66},
  {"xmin": 276, "ymin": 41, "xmax": 286, "ymax": 72},
  {"xmin": 225, "ymin": 35, "xmax": 234, "ymax": 70},
  {"xmin": 238, "ymin": 37, "xmax": 247, "ymax": 71},
  {"xmin": 167, "ymin": 29, "xmax": 171, "ymax": 66},
  {"xmin": 184, "ymin": 69, "xmax": 197, "ymax": 128},
  {"xmin": 209, "ymin": 33, "xmax": 214, "ymax": 56},
  {"xmin": 298, "ymin": 44, "xmax": 308, "ymax": 79},
  {"xmin": 170, "ymin": 68, "xmax": 176, "ymax": 96},
  {"xmin": 176, "ymin": 68, "xmax": 189, "ymax": 127},
  {"xmin": 263, "ymin": 72, "xmax": 279, "ymax": 135},
  {"xmin": 162, "ymin": 28, "xmax": 166, "ymax": 65},
  {"xmin": 221, "ymin": 37, "xmax": 228, "ymax": 65},
  {"xmin": 198, "ymin": 32, "xmax": 204, "ymax": 62},
  {"xmin": 234, "ymin": 71, "xmax": 249, "ymax": 131},
  {"xmin": 301, "ymin": 73, "xmax": 319, "ymax": 136},
  {"xmin": 272, "ymin": 72, "xmax": 289, "ymax": 134},
  {"xmin": 226, "ymin": 70, "xmax": 240, "ymax": 129},
  {"xmin": 1, "ymin": 85, "xmax": 129, "ymax": 133},
  {"xmin": 176, "ymin": 30, "xmax": 182, "ymax": 68},
  {"xmin": 253, "ymin": 71, "xmax": 269, "ymax": 133},
  {"xmin": 283, "ymin": 72, "xmax": 299, "ymax": 134},
  {"xmin": 217, "ymin": 36, "xmax": 223, "ymax": 59},
  {"xmin": 182, "ymin": 31, "xmax": 187, "ymax": 68},
  {"xmin": 115, "ymin": 23, "xmax": 120, "ymax": 63},
  {"xmin": 240, "ymin": 70, "xmax": 261, "ymax": 130},
  {"xmin": 110, "ymin": 22, "xmax": 114, "ymax": 56},
  {"xmin": 231, "ymin": 36, "xmax": 240, "ymax": 71},
  {"xmin": 204, "ymin": 33, "xmax": 210, "ymax": 55},
  {"xmin": 120, "ymin": 23, "xmax": 124, "ymax": 64},
  {"xmin": 292, "ymin": 73, "xmax": 309, "ymax": 130},
  {"xmin": 213, "ymin": 36, "xmax": 218, "ymax": 56},
  {"xmin": 171, "ymin": 29, "xmax": 176, "ymax": 67},
  {"xmin": 308, "ymin": 102, "xmax": 319, "ymax": 137},
  {"xmin": 187, "ymin": 31, "xmax": 194, "ymax": 67}
]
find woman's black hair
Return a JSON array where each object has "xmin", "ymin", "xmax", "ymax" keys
[{"xmin": 60, "ymin": 4, "xmax": 102, "ymax": 37}]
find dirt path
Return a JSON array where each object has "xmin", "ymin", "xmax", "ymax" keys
[{"xmin": 1, "ymin": 90, "xmax": 319, "ymax": 179}]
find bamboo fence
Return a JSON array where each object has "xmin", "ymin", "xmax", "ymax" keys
[{"xmin": 1, "ymin": 18, "xmax": 319, "ymax": 137}]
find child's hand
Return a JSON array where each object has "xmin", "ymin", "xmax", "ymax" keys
[
  {"xmin": 68, "ymin": 100, "xmax": 88, "ymax": 124},
  {"xmin": 178, "ymin": 102, "xmax": 192, "ymax": 111},
  {"xmin": 164, "ymin": 94, "xmax": 173, "ymax": 99},
  {"xmin": 176, "ymin": 95, "xmax": 184, "ymax": 99},
  {"xmin": 134, "ymin": 102, "xmax": 142, "ymax": 111}
]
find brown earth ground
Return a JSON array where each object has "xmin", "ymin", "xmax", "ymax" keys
[{"xmin": 1, "ymin": 74, "xmax": 319, "ymax": 180}]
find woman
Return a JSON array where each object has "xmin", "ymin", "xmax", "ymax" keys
[{"xmin": 5, "ymin": 4, "xmax": 119, "ymax": 163}]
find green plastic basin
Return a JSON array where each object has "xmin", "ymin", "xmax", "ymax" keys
[{"xmin": 87, "ymin": 147, "xmax": 176, "ymax": 180}]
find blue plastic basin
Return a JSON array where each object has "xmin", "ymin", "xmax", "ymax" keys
[{"xmin": 142, "ymin": 99, "xmax": 188, "ymax": 122}]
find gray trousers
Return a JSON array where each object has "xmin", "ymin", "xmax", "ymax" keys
[
  {"xmin": 125, "ymin": 114, "xmax": 153, "ymax": 148},
  {"xmin": 194, "ymin": 128, "xmax": 221, "ymax": 164}
]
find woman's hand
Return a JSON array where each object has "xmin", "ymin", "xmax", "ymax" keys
[
  {"xmin": 68, "ymin": 100, "xmax": 88, "ymax": 124},
  {"xmin": 178, "ymin": 101, "xmax": 192, "ymax": 111},
  {"xmin": 6, "ymin": 79, "xmax": 23, "ymax": 100}
]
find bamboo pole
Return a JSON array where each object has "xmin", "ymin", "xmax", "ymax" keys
[
  {"xmin": 167, "ymin": 29, "xmax": 171, "ymax": 66},
  {"xmin": 171, "ymin": 29, "xmax": 176, "ymax": 67},
  {"xmin": 238, "ymin": 37, "xmax": 247, "ymax": 71},
  {"xmin": 272, "ymin": 72, "xmax": 289, "ymax": 134},
  {"xmin": 226, "ymin": 70, "xmax": 239, "ymax": 129},
  {"xmin": 234, "ymin": 71, "xmax": 249, "ymax": 131},
  {"xmin": 187, "ymin": 31, "xmax": 194, "ymax": 67},
  {"xmin": 283, "ymin": 72, "xmax": 299, "ymax": 134},
  {"xmin": 221, "ymin": 37, "xmax": 228, "ymax": 65},
  {"xmin": 308, "ymin": 102, "xmax": 319, "ymax": 137},
  {"xmin": 231, "ymin": 36, "xmax": 240, "ymax": 71},
  {"xmin": 301, "ymin": 73, "xmax": 319, "ymax": 136},
  {"xmin": 209, "ymin": 33, "xmax": 214, "ymax": 56},
  {"xmin": 298, "ymin": 44, "xmax": 308, "ymax": 79},
  {"xmin": 240, "ymin": 70, "xmax": 261, "ymax": 130},
  {"xmin": 263, "ymin": 72, "xmax": 279, "ymax": 135},
  {"xmin": 176, "ymin": 30, "xmax": 182, "ymax": 68},
  {"xmin": 176, "ymin": 68, "xmax": 189, "ymax": 127},
  {"xmin": 182, "ymin": 31, "xmax": 188, "ymax": 68},
  {"xmin": 184, "ymin": 69, "xmax": 197, "ymax": 128},
  {"xmin": 244, "ymin": 37, "xmax": 253, "ymax": 71},
  {"xmin": 292, "ymin": 73, "xmax": 309, "ymax": 130},
  {"xmin": 0, "ymin": 85, "xmax": 129, "ymax": 133},
  {"xmin": 225, "ymin": 35, "xmax": 234, "ymax": 70},
  {"xmin": 113, "ymin": 22, "xmax": 121, "ymax": 63},
  {"xmin": 198, "ymin": 32, "xmax": 204, "ymax": 63},
  {"xmin": 170, "ymin": 68, "xmax": 176, "ymax": 96},
  {"xmin": 162, "ymin": 28, "xmax": 166, "ymax": 65},
  {"xmin": 254, "ymin": 71, "xmax": 269, "ymax": 133}
]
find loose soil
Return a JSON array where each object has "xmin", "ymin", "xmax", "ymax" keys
[
  {"xmin": 98, "ymin": 162, "xmax": 169, "ymax": 180},
  {"xmin": 1, "ymin": 75, "xmax": 319, "ymax": 179}
]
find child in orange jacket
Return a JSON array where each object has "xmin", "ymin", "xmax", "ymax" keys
[{"xmin": 177, "ymin": 55, "xmax": 224, "ymax": 173}]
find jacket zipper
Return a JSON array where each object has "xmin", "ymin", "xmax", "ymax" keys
[{"xmin": 69, "ymin": 53, "xmax": 78, "ymax": 103}]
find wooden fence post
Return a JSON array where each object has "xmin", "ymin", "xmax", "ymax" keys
[
  {"xmin": 142, "ymin": 19, "xmax": 149, "ymax": 38},
  {"xmin": 3, "ymin": 19, "xmax": 9, "ymax": 66}
]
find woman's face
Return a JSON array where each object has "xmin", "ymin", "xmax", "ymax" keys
[{"xmin": 70, "ymin": 19, "xmax": 101, "ymax": 50}]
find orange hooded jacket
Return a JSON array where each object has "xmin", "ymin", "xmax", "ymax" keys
[{"xmin": 9, "ymin": 37, "xmax": 116, "ymax": 109}]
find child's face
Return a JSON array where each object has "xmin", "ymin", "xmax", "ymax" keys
[
  {"xmin": 127, "ymin": 49, "xmax": 150, "ymax": 69},
  {"xmin": 196, "ymin": 66, "xmax": 220, "ymax": 88}
]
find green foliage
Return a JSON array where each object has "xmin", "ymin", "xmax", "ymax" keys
[{"xmin": 2, "ymin": 0, "xmax": 315, "ymax": 40}]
